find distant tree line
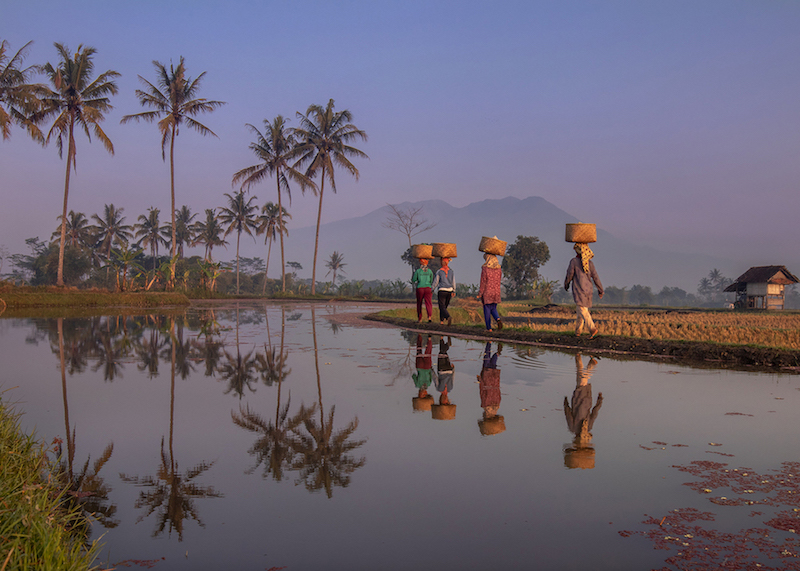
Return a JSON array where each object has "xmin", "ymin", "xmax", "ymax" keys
[{"xmin": 0, "ymin": 38, "xmax": 367, "ymax": 294}]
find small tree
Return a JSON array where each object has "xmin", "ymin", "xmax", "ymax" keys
[
  {"xmin": 501, "ymin": 235, "xmax": 550, "ymax": 299},
  {"xmin": 382, "ymin": 204, "xmax": 436, "ymax": 248},
  {"xmin": 325, "ymin": 251, "xmax": 347, "ymax": 288}
]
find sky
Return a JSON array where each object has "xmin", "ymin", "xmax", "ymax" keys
[{"xmin": 2, "ymin": 0, "xmax": 800, "ymax": 282}]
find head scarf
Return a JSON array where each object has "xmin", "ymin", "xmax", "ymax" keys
[
  {"xmin": 483, "ymin": 253, "xmax": 501, "ymax": 268},
  {"xmin": 573, "ymin": 243, "xmax": 593, "ymax": 274}
]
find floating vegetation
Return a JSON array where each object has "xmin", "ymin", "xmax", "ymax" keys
[{"xmin": 621, "ymin": 461, "xmax": 800, "ymax": 569}]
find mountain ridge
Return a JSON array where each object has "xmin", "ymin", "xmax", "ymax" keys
[{"xmin": 271, "ymin": 196, "xmax": 734, "ymax": 292}]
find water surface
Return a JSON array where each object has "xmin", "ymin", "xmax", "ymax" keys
[{"xmin": 2, "ymin": 301, "xmax": 799, "ymax": 570}]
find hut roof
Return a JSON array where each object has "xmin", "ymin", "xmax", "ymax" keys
[{"xmin": 723, "ymin": 265, "xmax": 799, "ymax": 292}]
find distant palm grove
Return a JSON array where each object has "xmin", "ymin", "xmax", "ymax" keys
[{"xmin": 0, "ymin": 39, "xmax": 368, "ymax": 296}]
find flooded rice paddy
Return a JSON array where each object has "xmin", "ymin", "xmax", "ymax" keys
[{"xmin": 2, "ymin": 301, "xmax": 800, "ymax": 570}]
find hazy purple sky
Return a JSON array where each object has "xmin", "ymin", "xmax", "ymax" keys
[{"xmin": 2, "ymin": 0, "xmax": 799, "ymax": 274}]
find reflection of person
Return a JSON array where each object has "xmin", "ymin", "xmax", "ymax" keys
[
  {"xmin": 431, "ymin": 337, "xmax": 456, "ymax": 420},
  {"xmin": 432, "ymin": 257, "xmax": 456, "ymax": 325},
  {"xmin": 411, "ymin": 258, "xmax": 435, "ymax": 322},
  {"xmin": 477, "ymin": 253, "xmax": 503, "ymax": 331},
  {"xmin": 563, "ymin": 353, "xmax": 603, "ymax": 469},
  {"xmin": 477, "ymin": 342, "xmax": 505, "ymax": 435},
  {"xmin": 564, "ymin": 243, "xmax": 604, "ymax": 338},
  {"xmin": 412, "ymin": 334, "xmax": 434, "ymax": 412},
  {"xmin": 436, "ymin": 336, "xmax": 454, "ymax": 390}
]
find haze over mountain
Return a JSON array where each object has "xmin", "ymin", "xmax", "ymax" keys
[{"xmin": 276, "ymin": 196, "xmax": 734, "ymax": 292}]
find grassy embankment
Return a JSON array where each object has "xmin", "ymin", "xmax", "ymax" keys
[
  {"xmin": 0, "ymin": 400, "xmax": 102, "ymax": 571},
  {"xmin": 370, "ymin": 300, "xmax": 800, "ymax": 368},
  {"xmin": 0, "ymin": 285, "xmax": 190, "ymax": 317}
]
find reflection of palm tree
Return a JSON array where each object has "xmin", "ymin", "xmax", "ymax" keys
[
  {"xmin": 218, "ymin": 346, "xmax": 257, "ymax": 398},
  {"xmin": 56, "ymin": 318, "xmax": 118, "ymax": 530},
  {"xmin": 217, "ymin": 304, "xmax": 256, "ymax": 398},
  {"xmin": 120, "ymin": 319, "xmax": 222, "ymax": 540},
  {"xmin": 92, "ymin": 329, "xmax": 126, "ymax": 382},
  {"xmin": 291, "ymin": 307, "xmax": 366, "ymax": 497},
  {"xmin": 232, "ymin": 399, "xmax": 313, "ymax": 482},
  {"xmin": 291, "ymin": 406, "xmax": 366, "ymax": 498},
  {"xmin": 119, "ymin": 438, "xmax": 221, "ymax": 540},
  {"xmin": 56, "ymin": 441, "xmax": 118, "ymax": 530},
  {"xmin": 136, "ymin": 326, "xmax": 166, "ymax": 378}
]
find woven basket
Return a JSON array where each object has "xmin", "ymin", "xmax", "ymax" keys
[
  {"xmin": 431, "ymin": 403, "xmax": 457, "ymax": 420},
  {"xmin": 565, "ymin": 223, "xmax": 596, "ymax": 243},
  {"xmin": 479, "ymin": 236, "xmax": 507, "ymax": 256},
  {"xmin": 412, "ymin": 395, "xmax": 434, "ymax": 412},
  {"xmin": 411, "ymin": 244, "xmax": 433, "ymax": 259},
  {"xmin": 432, "ymin": 242, "xmax": 457, "ymax": 258},
  {"xmin": 478, "ymin": 415, "xmax": 506, "ymax": 436}
]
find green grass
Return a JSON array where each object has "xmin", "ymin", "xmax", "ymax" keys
[
  {"xmin": 0, "ymin": 286, "xmax": 190, "ymax": 311},
  {"xmin": 0, "ymin": 399, "xmax": 102, "ymax": 571}
]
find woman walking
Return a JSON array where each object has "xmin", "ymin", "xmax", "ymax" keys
[
  {"xmin": 564, "ymin": 243, "xmax": 604, "ymax": 337},
  {"xmin": 411, "ymin": 257, "xmax": 435, "ymax": 322},
  {"xmin": 477, "ymin": 253, "xmax": 503, "ymax": 331},
  {"xmin": 432, "ymin": 257, "xmax": 456, "ymax": 325}
]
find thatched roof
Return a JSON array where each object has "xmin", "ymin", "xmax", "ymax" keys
[{"xmin": 724, "ymin": 266, "xmax": 799, "ymax": 292}]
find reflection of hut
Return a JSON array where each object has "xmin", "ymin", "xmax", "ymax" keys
[{"xmin": 724, "ymin": 266, "xmax": 799, "ymax": 310}]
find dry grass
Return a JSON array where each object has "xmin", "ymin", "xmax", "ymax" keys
[{"xmin": 503, "ymin": 305, "xmax": 800, "ymax": 351}]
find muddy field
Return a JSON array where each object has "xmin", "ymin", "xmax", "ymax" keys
[{"xmin": 363, "ymin": 309, "xmax": 800, "ymax": 373}]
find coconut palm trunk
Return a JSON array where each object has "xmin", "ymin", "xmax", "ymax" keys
[
  {"xmin": 169, "ymin": 124, "xmax": 177, "ymax": 261},
  {"xmin": 311, "ymin": 174, "xmax": 326, "ymax": 296},
  {"xmin": 57, "ymin": 122, "xmax": 76, "ymax": 286},
  {"xmin": 277, "ymin": 177, "xmax": 287, "ymax": 292}
]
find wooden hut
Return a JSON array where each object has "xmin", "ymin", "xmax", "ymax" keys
[{"xmin": 723, "ymin": 266, "xmax": 799, "ymax": 310}]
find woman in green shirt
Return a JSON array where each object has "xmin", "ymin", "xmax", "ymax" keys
[{"xmin": 411, "ymin": 258, "xmax": 435, "ymax": 322}]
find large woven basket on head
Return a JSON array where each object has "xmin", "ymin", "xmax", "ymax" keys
[
  {"xmin": 411, "ymin": 244, "xmax": 433, "ymax": 259},
  {"xmin": 432, "ymin": 242, "xmax": 457, "ymax": 258},
  {"xmin": 565, "ymin": 223, "xmax": 597, "ymax": 243},
  {"xmin": 479, "ymin": 236, "xmax": 507, "ymax": 256}
]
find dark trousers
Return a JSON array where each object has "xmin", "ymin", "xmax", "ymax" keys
[
  {"xmin": 416, "ymin": 287, "xmax": 432, "ymax": 320},
  {"xmin": 437, "ymin": 290, "xmax": 453, "ymax": 321}
]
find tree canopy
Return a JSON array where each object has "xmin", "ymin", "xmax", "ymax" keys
[{"xmin": 501, "ymin": 235, "xmax": 550, "ymax": 299}]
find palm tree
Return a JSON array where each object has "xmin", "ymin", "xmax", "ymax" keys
[
  {"xmin": 0, "ymin": 39, "xmax": 44, "ymax": 141},
  {"xmin": 92, "ymin": 203, "xmax": 132, "ymax": 276},
  {"xmin": 192, "ymin": 208, "xmax": 227, "ymax": 261},
  {"xmin": 256, "ymin": 202, "xmax": 290, "ymax": 294},
  {"xmin": 120, "ymin": 57, "xmax": 225, "ymax": 267},
  {"xmin": 40, "ymin": 43, "xmax": 120, "ymax": 286},
  {"xmin": 293, "ymin": 99, "xmax": 368, "ymax": 294},
  {"xmin": 218, "ymin": 191, "xmax": 259, "ymax": 294},
  {"xmin": 135, "ymin": 207, "xmax": 168, "ymax": 266},
  {"xmin": 325, "ymin": 251, "xmax": 346, "ymax": 289},
  {"xmin": 52, "ymin": 210, "xmax": 93, "ymax": 250},
  {"xmin": 174, "ymin": 205, "xmax": 196, "ymax": 258},
  {"xmin": 232, "ymin": 116, "xmax": 313, "ymax": 292}
]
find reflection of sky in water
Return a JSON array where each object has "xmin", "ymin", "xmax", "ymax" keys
[{"xmin": 2, "ymin": 303, "xmax": 800, "ymax": 570}]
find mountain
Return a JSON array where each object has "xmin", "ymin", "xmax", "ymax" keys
[{"xmin": 276, "ymin": 196, "xmax": 733, "ymax": 292}]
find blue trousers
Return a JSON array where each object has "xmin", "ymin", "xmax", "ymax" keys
[{"xmin": 483, "ymin": 303, "xmax": 499, "ymax": 330}]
